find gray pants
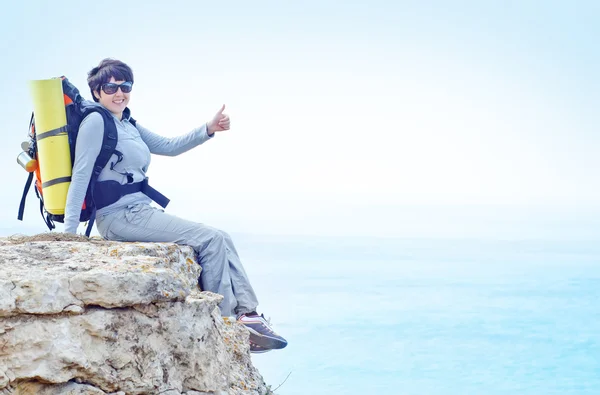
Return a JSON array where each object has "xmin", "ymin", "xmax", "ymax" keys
[{"xmin": 96, "ymin": 204, "xmax": 259, "ymax": 317}]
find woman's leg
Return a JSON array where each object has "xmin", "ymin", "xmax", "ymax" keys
[
  {"xmin": 219, "ymin": 231, "xmax": 259, "ymax": 316},
  {"xmin": 96, "ymin": 204, "xmax": 259, "ymax": 317}
]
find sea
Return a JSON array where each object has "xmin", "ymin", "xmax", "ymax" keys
[{"xmin": 232, "ymin": 235, "xmax": 600, "ymax": 395}]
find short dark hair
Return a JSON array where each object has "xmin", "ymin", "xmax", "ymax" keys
[{"xmin": 87, "ymin": 58, "xmax": 134, "ymax": 102}]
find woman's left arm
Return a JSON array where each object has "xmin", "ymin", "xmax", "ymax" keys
[
  {"xmin": 136, "ymin": 122, "xmax": 212, "ymax": 156},
  {"xmin": 136, "ymin": 105, "xmax": 230, "ymax": 156}
]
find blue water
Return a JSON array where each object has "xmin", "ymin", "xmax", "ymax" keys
[{"xmin": 233, "ymin": 236, "xmax": 600, "ymax": 395}]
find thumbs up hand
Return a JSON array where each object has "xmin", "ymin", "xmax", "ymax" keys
[{"xmin": 207, "ymin": 104, "xmax": 230, "ymax": 135}]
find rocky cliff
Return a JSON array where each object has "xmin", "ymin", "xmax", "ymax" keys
[{"xmin": 0, "ymin": 234, "xmax": 269, "ymax": 395}]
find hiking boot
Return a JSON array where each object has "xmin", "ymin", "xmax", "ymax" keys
[{"xmin": 238, "ymin": 313, "xmax": 288, "ymax": 351}]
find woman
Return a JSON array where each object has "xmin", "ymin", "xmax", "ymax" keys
[{"xmin": 64, "ymin": 58, "xmax": 287, "ymax": 353}]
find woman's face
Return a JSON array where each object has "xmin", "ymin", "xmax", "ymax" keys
[{"xmin": 94, "ymin": 76, "xmax": 131, "ymax": 118}]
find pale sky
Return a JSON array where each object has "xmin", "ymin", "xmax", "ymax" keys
[{"xmin": 1, "ymin": 0, "xmax": 598, "ymax": 238}]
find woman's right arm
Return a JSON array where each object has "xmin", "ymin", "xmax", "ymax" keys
[{"xmin": 63, "ymin": 112, "xmax": 104, "ymax": 234}]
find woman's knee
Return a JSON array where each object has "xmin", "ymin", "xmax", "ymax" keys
[
  {"xmin": 205, "ymin": 227, "xmax": 232, "ymax": 243},
  {"xmin": 203, "ymin": 227, "xmax": 227, "ymax": 247},
  {"xmin": 218, "ymin": 229, "xmax": 232, "ymax": 242},
  {"xmin": 191, "ymin": 225, "xmax": 232, "ymax": 254}
]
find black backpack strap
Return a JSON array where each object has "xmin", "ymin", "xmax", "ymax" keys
[
  {"xmin": 77, "ymin": 107, "xmax": 118, "ymax": 234},
  {"xmin": 38, "ymin": 199, "xmax": 44, "ymax": 222},
  {"xmin": 33, "ymin": 184, "xmax": 54, "ymax": 231},
  {"xmin": 28, "ymin": 112, "xmax": 34, "ymax": 133},
  {"xmin": 94, "ymin": 178, "xmax": 170, "ymax": 210},
  {"xmin": 38, "ymin": 199, "xmax": 55, "ymax": 231},
  {"xmin": 17, "ymin": 172, "xmax": 34, "ymax": 221},
  {"xmin": 85, "ymin": 208, "xmax": 96, "ymax": 237},
  {"xmin": 88, "ymin": 109, "xmax": 118, "ymax": 191},
  {"xmin": 17, "ymin": 113, "xmax": 36, "ymax": 221}
]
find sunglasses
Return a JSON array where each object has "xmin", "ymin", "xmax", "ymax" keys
[{"xmin": 101, "ymin": 81, "xmax": 133, "ymax": 95}]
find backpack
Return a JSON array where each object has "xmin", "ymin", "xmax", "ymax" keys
[{"xmin": 17, "ymin": 77, "xmax": 125, "ymax": 236}]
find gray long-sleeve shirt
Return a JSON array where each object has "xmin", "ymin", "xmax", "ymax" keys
[{"xmin": 64, "ymin": 108, "xmax": 212, "ymax": 234}]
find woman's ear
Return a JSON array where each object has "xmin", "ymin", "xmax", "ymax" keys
[{"xmin": 93, "ymin": 90, "xmax": 101, "ymax": 100}]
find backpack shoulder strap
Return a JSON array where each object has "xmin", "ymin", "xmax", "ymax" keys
[
  {"xmin": 80, "ymin": 107, "xmax": 118, "ymax": 237},
  {"xmin": 84, "ymin": 107, "xmax": 118, "ymax": 191}
]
